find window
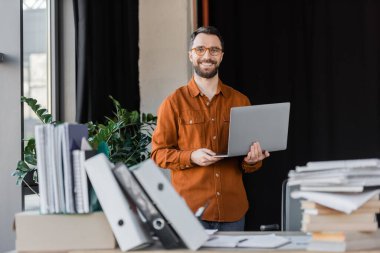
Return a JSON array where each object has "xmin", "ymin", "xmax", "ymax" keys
[
  {"xmin": 23, "ymin": 0, "xmax": 50, "ymax": 139},
  {"xmin": 22, "ymin": 0, "xmax": 58, "ymax": 210}
]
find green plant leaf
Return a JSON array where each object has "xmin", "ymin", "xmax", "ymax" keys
[
  {"xmin": 16, "ymin": 175, "xmax": 25, "ymax": 185},
  {"xmin": 24, "ymin": 138, "xmax": 35, "ymax": 152},
  {"xmin": 23, "ymin": 138, "xmax": 37, "ymax": 166},
  {"xmin": 147, "ymin": 113, "xmax": 154, "ymax": 122},
  {"xmin": 21, "ymin": 96, "xmax": 53, "ymax": 124},
  {"xmin": 98, "ymin": 141, "xmax": 110, "ymax": 158},
  {"xmin": 25, "ymin": 153, "xmax": 37, "ymax": 166},
  {"xmin": 17, "ymin": 160, "xmax": 30, "ymax": 172},
  {"xmin": 130, "ymin": 111, "xmax": 139, "ymax": 123},
  {"xmin": 13, "ymin": 160, "xmax": 32, "ymax": 185},
  {"xmin": 37, "ymin": 108, "xmax": 47, "ymax": 115},
  {"xmin": 42, "ymin": 114, "xmax": 52, "ymax": 123}
]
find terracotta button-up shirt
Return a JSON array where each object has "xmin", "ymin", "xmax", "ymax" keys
[{"xmin": 151, "ymin": 77, "xmax": 262, "ymax": 222}]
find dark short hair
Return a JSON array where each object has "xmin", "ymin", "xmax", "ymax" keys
[{"xmin": 189, "ymin": 26, "xmax": 224, "ymax": 51}]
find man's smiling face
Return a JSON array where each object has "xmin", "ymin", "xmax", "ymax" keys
[{"xmin": 189, "ymin": 33, "xmax": 224, "ymax": 79}]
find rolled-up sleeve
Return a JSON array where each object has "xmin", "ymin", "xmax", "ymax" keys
[
  {"xmin": 241, "ymin": 160, "xmax": 262, "ymax": 173},
  {"xmin": 151, "ymin": 99, "xmax": 195, "ymax": 171}
]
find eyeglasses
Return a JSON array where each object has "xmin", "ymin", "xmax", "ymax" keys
[{"xmin": 191, "ymin": 46, "xmax": 223, "ymax": 56}]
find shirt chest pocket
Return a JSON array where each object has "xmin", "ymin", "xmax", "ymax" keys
[{"xmin": 178, "ymin": 110, "xmax": 206, "ymax": 149}]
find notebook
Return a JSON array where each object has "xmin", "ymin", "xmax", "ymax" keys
[{"xmin": 214, "ymin": 102, "xmax": 290, "ymax": 158}]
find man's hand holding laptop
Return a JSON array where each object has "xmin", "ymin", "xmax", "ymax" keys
[
  {"xmin": 244, "ymin": 142, "xmax": 270, "ymax": 165},
  {"xmin": 190, "ymin": 149, "xmax": 223, "ymax": 167},
  {"xmin": 190, "ymin": 142, "xmax": 269, "ymax": 167}
]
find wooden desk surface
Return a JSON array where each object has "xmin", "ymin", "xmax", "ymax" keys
[
  {"xmin": 68, "ymin": 232, "xmax": 380, "ymax": 253},
  {"xmin": 70, "ymin": 250, "xmax": 380, "ymax": 253},
  {"xmin": 6, "ymin": 232, "xmax": 380, "ymax": 253}
]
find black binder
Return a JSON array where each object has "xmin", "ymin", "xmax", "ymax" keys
[{"xmin": 112, "ymin": 163, "xmax": 183, "ymax": 249}]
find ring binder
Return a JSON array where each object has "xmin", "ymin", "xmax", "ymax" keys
[
  {"xmin": 113, "ymin": 163, "xmax": 183, "ymax": 249},
  {"xmin": 85, "ymin": 154, "xmax": 153, "ymax": 251},
  {"xmin": 129, "ymin": 159, "xmax": 209, "ymax": 250}
]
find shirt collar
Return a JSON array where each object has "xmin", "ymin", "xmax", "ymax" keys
[{"xmin": 188, "ymin": 76, "xmax": 230, "ymax": 98}]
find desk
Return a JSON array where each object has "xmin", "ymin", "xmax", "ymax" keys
[
  {"xmin": 7, "ymin": 232, "xmax": 380, "ymax": 253},
  {"xmin": 70, "ymin": 250, "xmax": 380, "ymax": 253},
  {"xmin": 69, "ymin": 231, "xmax": 376, "ymax": 253}
]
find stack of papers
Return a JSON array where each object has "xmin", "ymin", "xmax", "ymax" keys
[
  {"xmin": 202, "ymin": 234, "xmax": 290, "ymax": 248},
  {"xmin": 291, "ymin": 189, "xmax": 380, "ymax": 214},
  {"xmin": 288, "ymin": 158, "xmax": 380, "ymax": 251},
  {"xmin": 288, "ymin": 159, "xmax": 380, "ymax": 192}
]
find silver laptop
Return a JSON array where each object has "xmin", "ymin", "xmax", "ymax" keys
[{"xmin": 214, "ymin": 102, "xmax": 290, "ymax": 158}]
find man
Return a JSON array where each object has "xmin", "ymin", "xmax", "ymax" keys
[{"xmin": 151, "ymin": 26, "xmax": 270, "ymax": 231}]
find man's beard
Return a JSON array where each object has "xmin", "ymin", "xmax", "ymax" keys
[{"xmin": 193, "ymin": 59, "xmax": 219, "ymax": 79}]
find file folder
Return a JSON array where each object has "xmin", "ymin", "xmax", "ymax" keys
[
  {"xmin": 59, "ymin": 123, "xmax": 88, "ymax": 213},
  {"xmin": 130, "ymin": 159, "xmax": 209, "ymax": 250},
  {"xmin": 85, "ymin": 154, "xmax": 153, "ymax": 251},
  {"xmin": 113, "ymin": 163, "xmax": 183, "ymax": 249}
]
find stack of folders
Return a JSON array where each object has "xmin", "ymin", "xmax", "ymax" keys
[
  {"xmin": 34, "ymin": 123, "xmax": 94, "ymax": 214},
  {"xmin": 289, "ymin": 158, "xmax": 380, "ymax": 252},
  {"xmin": 84, "ymin": 154, "xmax": 209, "ymax": 251}
]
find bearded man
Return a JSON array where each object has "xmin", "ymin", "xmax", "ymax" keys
[{"xmin": 151, "ymin": 26, "xmax": 269, "ymax": 231}]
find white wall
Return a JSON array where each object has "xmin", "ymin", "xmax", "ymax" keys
[
  {"xmin": 139, "ymin": 0, "xmax": 194, "ymax": 115},
  {"xmin": 60, "ymin": 0, "xmax": 76, "ymax": 123},
  {"xmin": 0, "ymin": 0, "xmax": 22, "ymax": 251}
]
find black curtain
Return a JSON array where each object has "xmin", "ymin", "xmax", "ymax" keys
[
  {"xmin": 207, "ymin": 0, "xmax": 380, "ymax": 230},
  {"xmin": 73, "ymin": 0, "xmax": 139, "ymax": 123}
]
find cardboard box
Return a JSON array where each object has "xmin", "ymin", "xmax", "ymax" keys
[{"xmin": 15, "ymin": 211, "xmax": 116, "ymax": 251}]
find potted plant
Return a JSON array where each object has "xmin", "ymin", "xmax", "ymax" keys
[{"xmin": 13, "ymin": 96, "xmax": 157, "ymax": 189}]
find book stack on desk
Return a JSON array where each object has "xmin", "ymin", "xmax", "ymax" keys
[
  {"xmin": 14, "ymin": 124, "xmax": 114, "ymax": 252},
  {"xmin": 34, "ymin": 123, "xmax": 94, "ymax": 214},
  {"xmin": 307, "ymin": 230, "xmax": 380, "ymax": 252},
  {"xmin": 289, "ymin": 158, "xmax": 380, "ymax": 252},
  {"xmin": 300, "ymin": 197, "xmax": 380, "ymax": 232}
]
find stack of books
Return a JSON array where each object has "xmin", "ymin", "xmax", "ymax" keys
[
  {"xmin": 300, "ymin": 196, "xmax": 379, "ymax": 232},
  {"xmin": 307, "ymin": 230, "xmax": 380, "ymax": 252},
  {"xmin": 34, "ymin": 123, "xmax": 93, "ymax": 214},
  {"xmin": 289, "ymin": 158, "xmax": 380, "ymax": 252}
]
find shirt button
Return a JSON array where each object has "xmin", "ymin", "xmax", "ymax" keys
[
  {"xmin": 215, "ymin": 173, "xmax": 219, "ymax": 177},
  {"xmin": 189, "ymin": 120, "xmax": 193, "ymax": 124},
  {"xmin": 211, "ymin": 118, "xmax": 215, "ymax": 121},
  {"xmin": 216, "ymin": 192, "xmax": 221, "ymax": 196},
  {"xmin": 206, "ymin": 102, "xmax": 210, "ymax": 106},
  {"xmin": 213, "ymin": 136, "xmax": 216, "ymax": 140}
]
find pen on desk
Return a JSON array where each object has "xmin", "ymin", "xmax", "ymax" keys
[
  {"xmin": 237, "ymin": 238, "xmax": 248, "ymax": 244},
  {"xmin": 195, "ymin": 200, "xmax": 210, "ymax": 220},
  {"xmin": 206, "ymin": 237, "xmax": 217, "ymax": 242}
]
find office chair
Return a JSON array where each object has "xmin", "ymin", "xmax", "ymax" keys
[
  {"xmin": 259, "ymin": 179, "xmax": 290, "ymax": 232},
  {"xmin": 281, "ymin": 179, "xmax": 302, "ymax": 231}
]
